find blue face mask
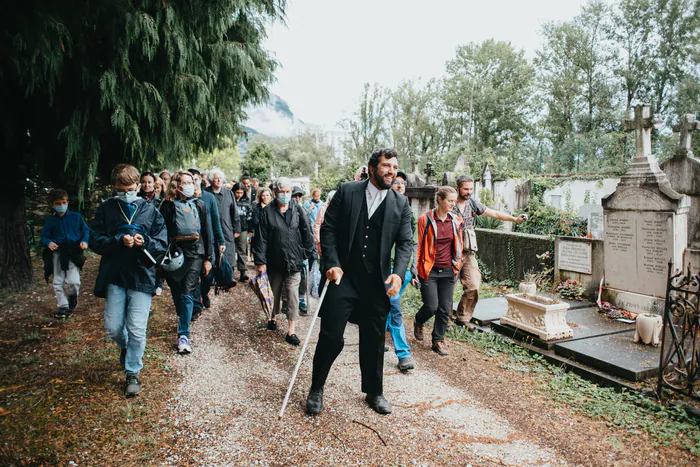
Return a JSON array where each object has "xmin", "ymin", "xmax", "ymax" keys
[
  {"xmin": 277, "ymin": 193, "xmax": 292, "ymax": 205},
  {"xmin": 54, "ymin": 205, "xmax": 68, "ymax": 214},
  {"xmin": 117, "ymin": 190, "xmax": 138, "ymax": 204}
]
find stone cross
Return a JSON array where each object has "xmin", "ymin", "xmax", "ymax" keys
[
  {"xmin": 672, "ymin": 114, "xmax": 700, "ymax": 158},
  {"xmin": 623, "ymin": 104, "xmax": 662, "ymax": 159}
]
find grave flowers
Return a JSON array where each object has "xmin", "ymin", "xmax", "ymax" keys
[{"xmin": 556, "ymin": 279, "xmax": 585, "ymax": 301}]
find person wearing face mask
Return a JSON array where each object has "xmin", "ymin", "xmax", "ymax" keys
[
  {"xmin": 159, "ymin": 171, "xmax": 213, "ymax": 354},
  {"xmin": 89, "ymin": 164, "xmax": 168, "ymax": 397},
  {"xmin": 41, "ymin": 189, "xmax": 89, "ymax": 318},
  {"xmin": 253, "ymin": 177, "xmax": 314, "ymax": 346}
]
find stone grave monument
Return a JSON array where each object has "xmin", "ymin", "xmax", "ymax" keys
[
  {"xmin": 660, "ymin": 113, "xmax": 700, "ymax": 270},
  {"xmin": 578, "ymin": 204, "xmax": 604, "ymax": 239},
  {"xmin": 602, "ymin": 104, "xmax": 689, "ymax": 314}
]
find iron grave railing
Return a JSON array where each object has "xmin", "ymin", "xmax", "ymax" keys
[{"xmin": 658, "ymin": 263, "xmax": 700, "ymax": 400}]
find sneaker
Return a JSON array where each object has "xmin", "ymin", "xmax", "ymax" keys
[
  {"xmin": 299, "ymin": 300, "xmax": 308, "ymax": 316},
  {"xmin": 285, "ymin": 334, "xmax": 301, "ymax": 346},
  {"xmin": 125, "ymin": 375, "xmax": 142, "ymax": 397},
  {"xmin": 119, "ymin": 348, "xmax": 127, "ymax": 368},
  {"xmin": 266, "ymin": 320, "xmax": 277, "ymax": 331},
  {"xmin": 432, "ymin": 340, "xmax": 449, "ymax": 356},
  {"xmin": 202, "ymin": 294, "xmax": 211, "ymax": 309},
  {"xmin": 397, "ymin": 357, "xmax": 415, "ymax": 371},
  {"xmin": 413, "ymin": 320, "xmax": 424, "ymax": 341},
  {"xmin": 55, "ymin": 307, "xmax": 71, "ymax": 319},
  {"xmin": 68, "ymin": 295, "xmax": 78, "ymax": 312},
  {"xmin": 177, "ymin": 335, "xmax": 192, "ymax": 354},
  {"xmin": 155, "ymin": 287, "xmax": 163, "ymax": 296},
  {"xmin": 306, "ymin": 387, "xmax": 324, "ymax": 415}
]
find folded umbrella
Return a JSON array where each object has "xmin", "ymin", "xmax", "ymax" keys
[{"xmin": 248, "ymin": 271, "xmax": 274, "ymax": 320}]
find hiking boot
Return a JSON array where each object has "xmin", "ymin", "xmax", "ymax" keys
[
  {"xmin": 413, "ymin": 320, "xmax": 424, "ymax": 341},
  {"xmin": 55, "ymin": 306, "xmax": 71, "ymax": 319},
  {"xmin": 306, "ymin": 387, "xmax": 324, "ymax": 415},
  {"xmin": 202, "ymin": 294, "xmax": 211, "ymax": 309},
  {"xmin": 432, "ymin": 340, "xmax": 449, "ymax": 356},
  {"xmin": 191, "ymin": 311, "xmax": 201, "ymax": 322},
  {"xmin": 397, "ymin": 357, "xmax": 415, "ymax": 372},
  {"xmin": 119, "ymin": 348, "xmax": 127, "ymax": 368},
  {"xmin": 285, "ymin": 334, "xmax": 301, "ymax": 346},
  {"xmin": 125, "ymin": 375, "xmax": 142, "ymax": 397},
  {"xmin": 266, "ymin": 320, "xmax": 277, "ymax": 331},
  {"xmin": 68, "ymin": 295, "xmax": 78, "ymax": 312},
  {"xmin": 366, "ymin": 394, "xmax": 393, "ymax": 414},
  {"xmin": 177, "ymin": 335, "xmax": 192, "ymax": 354}
]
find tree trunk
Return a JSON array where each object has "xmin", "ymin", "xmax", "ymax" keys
[{"xmin": 0, "ymin": 190, "xmax": 33, "ymax": 291}]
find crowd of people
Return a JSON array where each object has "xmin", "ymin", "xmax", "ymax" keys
[{"xmin": 40, "ymin": 150, "xmax": 525, "ymax": 413}]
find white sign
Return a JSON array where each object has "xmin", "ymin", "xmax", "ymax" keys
[{"xmin": 558, "ymin": 240, "xmax": 592, "ymax": 274}]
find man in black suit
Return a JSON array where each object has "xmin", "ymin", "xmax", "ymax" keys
[{"xmin": 306, "ymin": 148, "xmax": 414, "ymax": 415}]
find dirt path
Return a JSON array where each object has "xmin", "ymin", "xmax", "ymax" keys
[{"xmin": 162, "ymin": 284, "xmax": 565, "ymax": 466}]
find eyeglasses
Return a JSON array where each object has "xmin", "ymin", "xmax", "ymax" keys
[{"xmin": 392, "ymin": 180, "xmax": 405, "ymax": 186}]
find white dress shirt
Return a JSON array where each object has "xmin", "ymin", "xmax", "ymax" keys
[{"xmin": 365, "ymin": 181, "xmax": 388, "ymax": 219}]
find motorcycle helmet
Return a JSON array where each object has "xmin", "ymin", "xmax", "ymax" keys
[{"xmin": 161, "ymin": 245, "xmax": 185, "ymax": 272}]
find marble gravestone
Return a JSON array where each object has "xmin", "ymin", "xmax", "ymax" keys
[
  {"xmin": 602, "ymin": 104, "xmax": 689, "ymax": 315},
  {"xmin": 660, "ymin": 114, "xmax": 700, "ymax": 271},
  {"xmin": 579, "ymin": 204, "xmax": 604, "ymax": 239}
]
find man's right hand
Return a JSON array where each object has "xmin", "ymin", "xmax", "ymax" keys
[
  {"xmin": 48, "ymin": 242, "xmax": 59, "ymax": 251},
  {"xmin": 256, "ymin": 264, "xmax": 267, "ymax": 275},
  {"xmin": 326, "ymin": 267, "xmax": 344, "ymax": 282},
  {"xmin": 123, "ymin": 235, "xmax": 134, "ymax": 248}
]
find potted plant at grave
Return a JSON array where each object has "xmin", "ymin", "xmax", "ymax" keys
[
  {"xmin": 501, "ymin": 293, "xmax": 573, "ymax": 341},
  {"xmin": 519, "ymin": 270, "xmax": 537, "ymax": 294},
  {"xmin": 556, "ymin": 279, "xmax": 585, "ymax": 301}
]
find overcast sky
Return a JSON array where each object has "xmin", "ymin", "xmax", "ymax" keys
[{"xmin": 263, "ymin": 0, "xmax": 588, "ymax": 129}]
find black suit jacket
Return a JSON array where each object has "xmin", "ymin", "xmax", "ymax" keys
[{"xmin": 320, "ymin": 180, "xmax": 414, "ymax": 285}]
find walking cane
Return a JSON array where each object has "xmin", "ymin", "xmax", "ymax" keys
[
  {"xmin": 279, "ymin": 275, "xmax": 341, "ymax": 418},
  {"xmin": 305, "ymin": 261, "xmax": 311, "ymax": 305}
]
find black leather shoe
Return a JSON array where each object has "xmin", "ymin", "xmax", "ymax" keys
[
  {"xmin": 366, "ymin": 394, "xmax": 393, "ymax": 414},
  {"xmin": 285, "ymin": 334, "xmax": 300, "ymax": 346},
  {"xmin": 306, "ymin": 387, "xmax": 323, "ymax": 415},
  {"xmin": 267, "ymin": 320, "xmax": 277, "ymax": 331}
]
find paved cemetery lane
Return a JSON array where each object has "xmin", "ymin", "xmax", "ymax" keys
[{"xmin": 161, "ymin": 280, "xmax": 695, "ymax": 466}]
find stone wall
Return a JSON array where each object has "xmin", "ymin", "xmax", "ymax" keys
[{"xmin": 475, "ymin": 228, "xmax": 553, "ymax": 283}]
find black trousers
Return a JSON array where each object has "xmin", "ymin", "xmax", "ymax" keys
[
  {"xmin": 415, "ymin": 268, "xmax": 457, "ymax": 342},
  {"xmin": 311, "ymin": 270, "xmax": 390, "ymax": 396}
]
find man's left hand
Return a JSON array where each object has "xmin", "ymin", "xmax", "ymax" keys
[
  {"xmin": 203, "ymin": 260, "xmax": 212, "ymax": 275},
  {"xmin": 219, "ymin": 245, "xmax": 226, "ymax": 253},
  {"xmin": 79, "ymin": 242, "xmax": 88, "ymax": 250},
  {"xmin": 234, "ymin": 233, "xmax": 241, "ymax": 238},
  {"xmin": 385, "ymin": 274, "xmax": 403, "ymax": 297}
]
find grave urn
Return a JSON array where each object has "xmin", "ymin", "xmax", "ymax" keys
[
  {"xmin": 634, "ymin": 313, "xmax": 662, "ymax": 347},
  {"xmin": 518, "ymin": 282, "xmax": 537, "ymax": 294},
  {"xmin": 501, "ymin": 293, "xmax": 573, "ymax": 341}
]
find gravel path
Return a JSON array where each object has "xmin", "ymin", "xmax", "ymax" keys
[{"xmin": 161, "ymin": 282, "xmax": 566, "ymax": 466}]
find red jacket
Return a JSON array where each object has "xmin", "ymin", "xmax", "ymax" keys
[{"xmin": 416, "ymin": 209, "xmax": 463, "ymax": 281}]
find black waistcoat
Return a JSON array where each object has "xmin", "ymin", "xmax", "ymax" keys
[{"xmin": 347, "ymin": 193, "xmax": 386, "ymax": 276}]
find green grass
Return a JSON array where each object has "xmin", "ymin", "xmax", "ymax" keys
[{"xmin": 446, "ymin": 326, "xmax": 700, "ymax": 455}]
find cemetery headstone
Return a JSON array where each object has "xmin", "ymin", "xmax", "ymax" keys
[
  {"xmin": 583, "ymin": 205, "xmax": 604, "ymax": 239},
  {"xmin": 481, "ymin": 163, "xmax": 493, "ymax": 192},
  {"xmin": 660, "ymin": 114, "xmax": 700, "ymax": 270},
  {"xmin": 602, "ymin": 104, "xmax": 689, "ymax": 314}
]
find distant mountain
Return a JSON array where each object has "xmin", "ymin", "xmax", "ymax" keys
[{"xmin": 243, "ymin": 94, "xmax": 305, "ymax": 138}]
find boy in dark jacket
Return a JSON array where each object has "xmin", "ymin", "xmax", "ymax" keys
[
  {"xmin": 90, "ymin": 164, "xmax": 168, "ymax": 397},
  {"xmin": 41, "ymin": 189, "xmax": 89, "ymax": 318},
  {"xmin": 160, "ymin": 171, "xmax": 212, "ymax": 355}
]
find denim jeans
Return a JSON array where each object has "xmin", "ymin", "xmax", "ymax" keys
[
  {"xmin": 104, "ymin": 284, "xmax": 152, "ymax": 376},
  {"xmin": 385, "ymin": 269, "xmax": 412, "ymax": 360}
]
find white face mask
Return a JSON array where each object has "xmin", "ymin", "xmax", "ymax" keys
[
  {"xmin": 117, "ymin": 190, "xmax": 138, "ymax": 204},
  {"xmin": 181, "ymin": 185, "xmax": 195, "ymax": 198}
]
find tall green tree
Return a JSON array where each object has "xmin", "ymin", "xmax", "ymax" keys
[
  {"xmin": 340, "ymin": 83, "xmax": 390, "ymax": 166},
  {"xmin": 0, "ymin": 0, "xmax": 285, "ymax": 290},
  {"xmin": 443, "ymin": 39, "xmax": 534, "ymax": 152},
  {"xmin": 241, "ymin": 140, "xmax": 275, "ymax": 181}
]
